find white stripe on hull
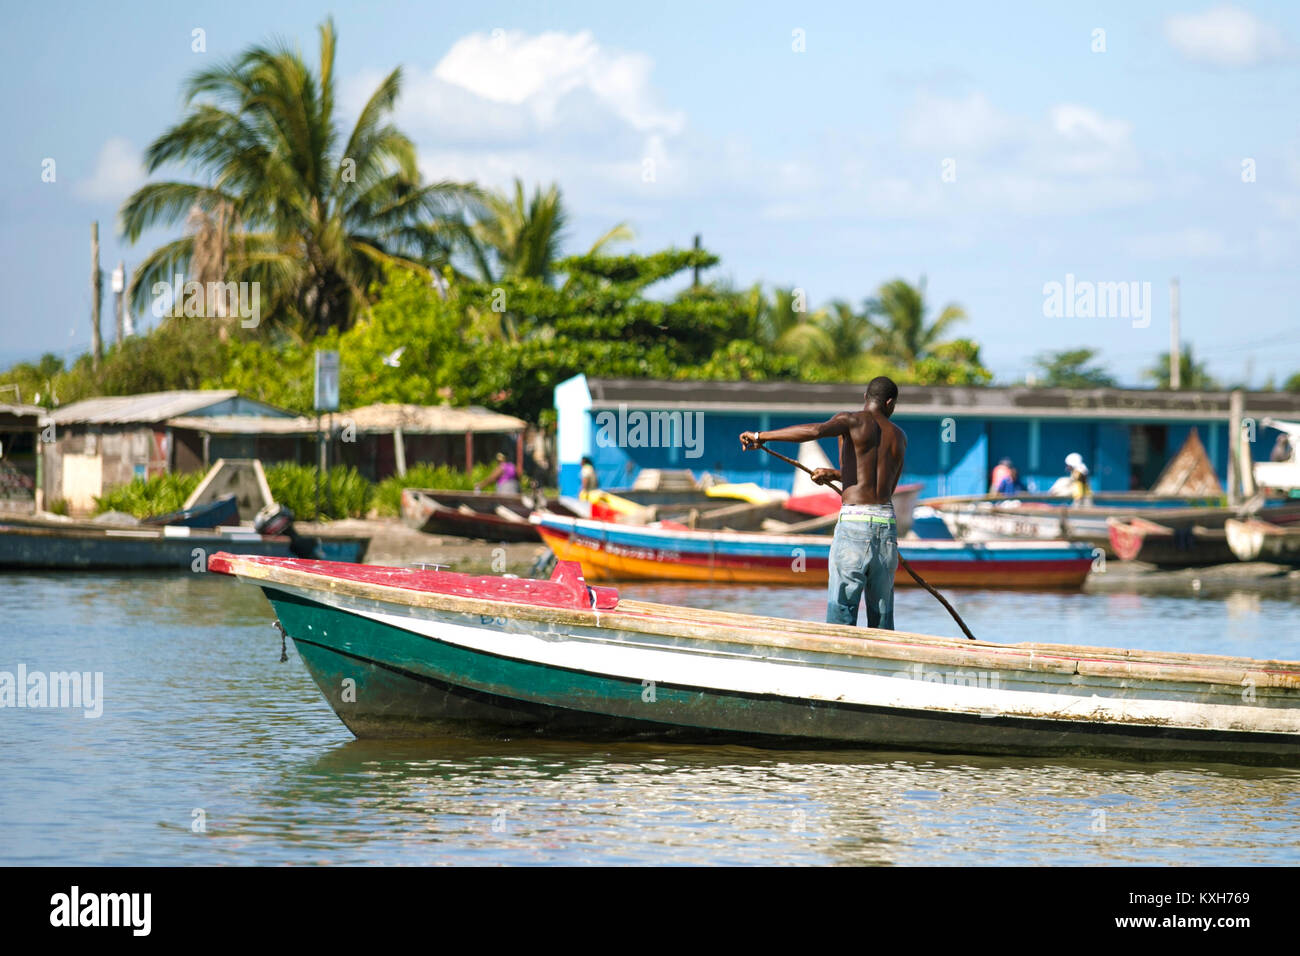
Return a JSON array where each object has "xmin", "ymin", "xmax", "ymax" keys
[{"xmin": 266, "ymin": 580, "xmax": 1300, "ymax": 738}]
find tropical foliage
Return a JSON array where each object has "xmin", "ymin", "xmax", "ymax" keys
[
  {"xmin": 1144, "ymin": 347, "xmax": 1219, "ymax": 391},
  {"xmin": 120, "ymin": 18, "xmax": 478, "ymax": 338},
  {"xmin": 1032, "ymin": 348, "xmax": 1118, "ymax": 388}
]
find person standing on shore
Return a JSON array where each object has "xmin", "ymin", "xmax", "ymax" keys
[
  {"xmin": 476, "ymin": 452, "xmax": 520, "ymax": 494},
  {"xmin": 739, "ymin": 377, "xmax": 907, "ymax": 630}
]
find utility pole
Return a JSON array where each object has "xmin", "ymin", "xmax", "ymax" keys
[
  {"xmin": 692, "ymin": 233, "xmax": 702, "ymax": 287},
  {"xmin": 90, "ymin": 222, "xmax": 103, "ymax": 370},
  {"xmin": 1169, "ymin": 277, "xmax": 1181, "ymax": 390},
  {"xmin": 112, "ymin": 261, "xmax": 125, "ymax": 346}
]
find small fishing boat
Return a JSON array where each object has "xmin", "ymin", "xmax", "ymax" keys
[
  {"xmin": 926, "ymin": 493, "xmax": 1300, "ymax": 553},
  {"xmin": 1225, "ymin": 518, "xmax": 1300, "ymax": 565},
  {"xmin": 208, "ymin": 552, "xmax": 1300, "ymax": 763},
  {"xmin": 141, "ymin": 493, "xmax": 240, "ymax": 528},
  {"xmin": 1106, "ymin": 518, "xmax": 1235, "ymax": 567},
  {"xmin": 0, "ymin": 516, "xmax": 368, "ymax": 570},
  {"xmin": 532, "ymin": 512, "xmax": 1095, "ymax": 588},
  {"xmin": 401, "ymin": 489, "xmax": 576, "ymax": 542}
]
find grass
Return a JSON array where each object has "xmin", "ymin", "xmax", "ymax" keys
[{"xmin": 93, "ymin": 473, "xmax": 203, "ymax": 518}]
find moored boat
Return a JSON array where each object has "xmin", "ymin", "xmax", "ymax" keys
[
  {"xmin": 1106, "ymin": 518, "xmax": 1236, "ymax": 567},
  {"xmin": 208, "ymin": 551, "xmax": 1300, "ymax": 764},
  {"xmin": 401, "ymin": 488, "xmax": 576, "ymax": 542},
  {"xmin": 926, "ymin": 492, "xmax": 1300, "ymax": 553},
  {"xmin": 1225, "ymin": 518, "xmax": 1300, "ymax": 565},
  {"xmin": 0, "ymin": 516, "xmax": 368, "ymax": 570},
  {"xmin": 532, "ymin": 512, "xmax": 1095, "ymax": 588}
]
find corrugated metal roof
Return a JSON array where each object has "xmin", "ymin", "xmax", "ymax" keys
[
  {"xmin": 48, "ymin": 390, "xmax": 240, "ymax": 425},
  {"xmin": 0, "ymin": 402, "xmax": 45, "ymax": 419},
  {"xmin": 585, "ymin": 379, "xmax": 1300, "ymax": 421},
  {"xmin": 168, "ymin": 403, "xmax": 527, "ymax": 436}
]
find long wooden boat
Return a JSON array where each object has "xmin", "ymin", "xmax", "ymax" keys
[
  {"xmin": 532, "ymin": 512, "xmax": 1095, "ymax": 588},
  {"xmin": 1225, "ymin": 518, "xmax": 1300, "ymax": 564},
  {"xmin": 0, "ymin": 518, "xmax": 369, "ymax": 570},
  {"xmin": 1106, "ymin": 518, "xmax": 1235, "ymax": 567},
  {"xmin": 208, "ymin": 552, "xmax": 1300, "ymax": 763},
  {"xmin": 924, "ymin": 492, "xmax": 1300, "ymax": 553},
  {"xmin": 401, "ymin": 489, "xmax": 576, "ymax": 542}
]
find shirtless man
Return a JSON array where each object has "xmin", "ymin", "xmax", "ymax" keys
[{"xmin": 739, "ymin": 376, "xmax": 907, "ymax": 629}]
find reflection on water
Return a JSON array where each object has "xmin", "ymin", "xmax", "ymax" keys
[{"xmin": 1, "ymin": 572, "xmax": 1298, "ymax": 865}]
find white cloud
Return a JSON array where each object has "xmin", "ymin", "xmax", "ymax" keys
[
  {"xmin": 1120, "ymin": 227, "xmax": 1232, "ymax": 259},
  {"xmin": 901, "ymin": 92, "xmax": 1018, "ymax": 155},
  {"xmin": 1164, "ymin": 5, "xmax": 1290, "ymax": 67},
  {"xmin": 1039, "ymin": 104, "xmax": 1137, "ymax": 175},
  {"xmin": 74, "ymin": 138, "xmax": 145, "ymax": 202},
  {"xmin": 433, "ymin": 30, "xmax": 684, "ymax": 134}
]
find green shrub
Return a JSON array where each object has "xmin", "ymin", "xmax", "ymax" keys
[
  {"xmin": 372, "ymin": 462, "xmax": 495, "ymax": 517},
  {"xmin": 93, "ymin": 473, "xmax": 203, "ymax": 518},
  {"xmin": 265, "ymin": 463, "xmax": 372, "ymax": 520}
]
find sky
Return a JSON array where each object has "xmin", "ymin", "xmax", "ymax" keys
[{"xmin": 2, "ymin": 0, "xmax": 1299, "ymax": 387}]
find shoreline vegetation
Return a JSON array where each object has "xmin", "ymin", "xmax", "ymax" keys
[{"xmin": 92, "ymin": 462, "xmax": 502, "ymax": 521}]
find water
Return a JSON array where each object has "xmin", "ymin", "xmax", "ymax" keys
[{"xmin": 2, "ymin": 572, "xmax": 1298, "ymax": 865}]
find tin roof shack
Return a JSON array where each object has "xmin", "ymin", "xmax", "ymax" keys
[
  {"xmin": 0, "ymin": 401, "xmax": 44, "ymax": 513},
  {"xmin": 43, "ymin": 390, "xmax": 294, "ymax": 514},
  {"xmin": 167, "ymin": 403, "xmax": 530, "ymax": 482},
  {"xmin": 554, "ymin": 375, "xmax": 1300, "ymax": 498}
]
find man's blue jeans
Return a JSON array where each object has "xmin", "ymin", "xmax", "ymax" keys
[{"xmin": 825, "ymin": 508, "xmax": 898, "ymax": 630}]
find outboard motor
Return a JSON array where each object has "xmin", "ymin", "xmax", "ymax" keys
[{"xmin": 254, "ymin": 502, "xmax": 321, "ymax": 559}]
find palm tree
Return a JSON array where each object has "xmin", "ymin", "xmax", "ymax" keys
[
  {"xmin": 465, "ymin": 178, "xmax": 631, "ymax": 284},
  {"xmin": 1144, "ymin": 345, "xmax": 1218, "ymax": 390},
  {"xmin": 864, "ymin": 277, "xmax": 967, "ymax": 365},
  {"xmin": 120, "ymin": 19, "xmax": 478, "ymax": 336}
]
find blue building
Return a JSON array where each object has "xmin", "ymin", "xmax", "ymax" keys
[{"xmin": 555, "ymin": 375, "xmax": 1300, "ymax": 498}]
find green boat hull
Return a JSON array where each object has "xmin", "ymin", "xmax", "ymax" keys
[{"xmin": 266, "ymin": 588, "xmax": 1300, "ymax": 762}]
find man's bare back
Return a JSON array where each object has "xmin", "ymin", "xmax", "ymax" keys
[{"xmin": 738, "ymin": 392, "xmax": 907, "ymax": 505}]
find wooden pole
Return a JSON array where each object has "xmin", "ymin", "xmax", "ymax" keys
[
  {"xmin": 1227, "ymin": 389, "xmax": 1243, "ymax": 506},
  {"xmin": 393, "ymin": 426, "xmax": 407, "ymax": 477},
  {"xmin": 1169, "ymin": 277, "xmax": 1181, "ymax": 390},
  {"xmin": 113, "ymin": 260, "xmax": 125, "ymax": 346},
  {"xmin": 692, "ymin": 233, "xmax": 702, "ymax": 287},
  {"xmin": 90, "ymin": 223, "xmax": 103, "ymax": 370},
  {"xmin": 465, "ymin": 429, "xmax": 473, "ymax": 474}
]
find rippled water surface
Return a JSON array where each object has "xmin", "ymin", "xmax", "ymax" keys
[{"xmin": 2, "ymin": 572, "xmax": 1298, "ymax": 865}]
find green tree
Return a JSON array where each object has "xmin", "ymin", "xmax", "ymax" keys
[
  {"xmin": 864, "ymin": 277, "xmax": 967, "ymax": 365},
  {"xmin": 1032, "ymin": 348, "xmax": 1117, "ymax": 388},
  {"xmin": 120, "ymin": 18, "xmax": 478, "ymax": 336},
  {"xmin": 465, "ymin": 178, "xmax": 631, "ymax": 284},
  {"xmin": 1144, "ymin": 346, "xmax": 1218, "ymax": 390},
  {"xmin": 1283, "ymin": 371, "xmax": 1300, "ymax": 393}
]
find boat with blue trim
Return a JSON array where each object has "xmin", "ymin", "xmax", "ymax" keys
[{"xmin": 531, "ymin": 511, "xmax": 1096, "ymax": 588}]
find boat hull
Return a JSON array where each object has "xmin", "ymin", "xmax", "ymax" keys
[
  {"xmin": 533, "ymin": 513, "xmax": 1094, "ymax": 588},
  {"xmin": 0, "ymin": 522, "xmax": 367, "ymax": 570},
  {"xmin": 224, "ymin": 563, "xmax": 1300, "ymax": 764},
  {"xmin": 401, "ymin": 489, "xmax": 575, "ymax": 542},
  {"xmin": 926, "ymin": 494, "xmax": 1300, "ymax": 554}
]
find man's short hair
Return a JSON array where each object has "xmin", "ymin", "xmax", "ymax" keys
[{"xmin": 866, "ymin": 376, "xmax": 899, "ymax": 405}]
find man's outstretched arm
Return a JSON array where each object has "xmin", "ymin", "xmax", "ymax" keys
[{"xmin": 740, "ymin": 413, "xmax": 852, "ymax": 449}]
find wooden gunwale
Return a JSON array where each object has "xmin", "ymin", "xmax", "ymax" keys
[{"xmin": 217, "ymin": 554, "xmax": 1300, "ymax": 691}]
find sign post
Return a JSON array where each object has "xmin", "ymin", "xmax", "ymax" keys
[{"xmin": 314, "ymin": 350, "xmax": 340, "ymax": 519}]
